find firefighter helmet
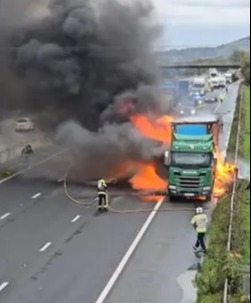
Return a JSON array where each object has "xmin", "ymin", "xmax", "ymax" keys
[{"xmin": 196, "ymin": 207, "xmax": 203, "ymax": 214}]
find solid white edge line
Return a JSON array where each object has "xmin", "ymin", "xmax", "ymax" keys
[
  {"xmin": 32, "ymin": 193, "xmax": 41, "ymax": 199},
  {"xmin": 72, "ymin": 215, "xmax": 81, "ymax": 223},
  {"xmin": 0, "ymin": 282, "xmax": 9, "ymax": 292},
  {"xmin": 95, "ymin": 199, "xmax": 163, "ymax": 303},
  {"xmin": 213, "ymin": 90, "xmax": 228, "ymax": 114},
  {"xmin": 214, "ymin": 102, "xmax": 221, "ymax": 113},
  {"xmin": 0, "ymin": 213, "xmax": 11, "ymax": 220},
  {"xmin": 39, "ymin": 242, "xmax": 52, "ymax": 252},
  {"xmin": 0, "ymin": 152, "xmax": 61, "ymax": 185}
]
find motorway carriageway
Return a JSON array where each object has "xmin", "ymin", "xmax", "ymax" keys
[{"xmin": 0, "ymin": 82, "xmax": 240, "ymax": 303}]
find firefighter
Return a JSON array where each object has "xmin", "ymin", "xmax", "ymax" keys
[
  {"xmin": 219, "ymin": 94, "xmax": 224, "ymax": 104},
  {"xmin": 21, "ymin": 144, "xmax": 34, "ymax": 169},
  {"xmin": 191, "ymin": 207, "xmax": 208, "ymax": 253},
  {"xmin": 97, "ymin": 179, "xmax": 109, "ymax": 212}
]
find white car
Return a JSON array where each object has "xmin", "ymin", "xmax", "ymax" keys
[{"xmin": 16, "ymin": 118, "xmax": 35, "ymax": 132}]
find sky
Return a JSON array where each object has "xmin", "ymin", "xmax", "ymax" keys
[
  {"xmin": 0, "ymin": 0, "xmax": 249, "ymax": 49},
  {"xmin": 153, "ymin": 0, "xmax": 250, "ymax": 48}
]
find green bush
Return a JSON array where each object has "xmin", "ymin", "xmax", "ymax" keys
[
  {"xmin": 243, "ymin": 57, "xmax": 250, "ymax": 85},
  {"xmin": 240, "ymin": 86, "xmax": 250, "ymax": 264},
  {"xmin": 196, "ymin": 196, "xmax": 231, "ymax": 302},
  {"xmin": 240, "ymin": 86, "xmax": 250, "ymax": 161},
  {"xmin": 196, "ymin": 87, "xmax": 249, "ymax": 303},
  {"xmin": 196, "ymin": 191, "xmax": 247, "ymax": 303},
  {"xmin": 229, "ymin": 294, "xmax": 250, "ymax": 303},
  {"xmin": 0, "ymin": 170, "xmax": 11, "ymax": 179},
  {"xmin": 230, "ymin": 51, "xmax": 250, "ymax": 85},
  {"xmin": 241, "ymin": 188, "xmax": 250, "ymax": 264},
  {"xmin": 224, "ymin": 252, "xmax": 243, "ymax": 293},
  {"xmin": 244, "ymin": 67, "xmax": 250, "ymax": 85},
  {"xmin": 197, "ymin": 293, "xmax": 222, "ymax": 303}
]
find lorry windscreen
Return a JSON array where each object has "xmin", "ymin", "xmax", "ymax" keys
[{"xmin": 171, "ymin": 152, "xmax": 211, "ymax": 167}]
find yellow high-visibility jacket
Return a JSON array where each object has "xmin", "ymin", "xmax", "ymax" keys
[{"xmin": 191, "ymin": 214, "xmax": 208, "ymax": 233}]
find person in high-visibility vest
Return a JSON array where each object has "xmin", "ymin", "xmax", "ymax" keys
[
  {"xmin": 219, "ymin": 94, "xmax": 224, "ymax": 104},
  {"xmin": 191, "ymin": 207, "xmax": 208, "ymax": 253},
  {"xmin": 97, "ymin": 179, "xmax": 109, "ymax": 212}
]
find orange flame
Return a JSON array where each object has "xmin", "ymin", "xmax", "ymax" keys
[
  {"xmin": 129, "ymin": 163, "xmax": 167, "ymax": 191},
  {"xmin": 129, "ymin": 163, "xmax": 167, "ymax": 201},
  {"xmin": 130, "ymin": 114, "xmax": 236, "ymax": 199},
  {"xmin": 129, "ymin": 115, "xmax": 172, "ymax": 198},
  {"xmin": 213, "ymin": 149, "xmax": 236, "ymax": 197},
  {"xmin": 130, "ymin": 115, "xmax": 173, "ymax": 144}
]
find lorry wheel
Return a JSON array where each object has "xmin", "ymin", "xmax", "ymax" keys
[
  {"xmin": 206, "ymin": 194, "xmax": 212, "ymax": 202},
  {"xmin": 168, "ymin": 194, "xmax": 177, "ymax": 202}
]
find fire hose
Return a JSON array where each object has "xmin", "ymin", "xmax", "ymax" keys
[{"xmin": 63, "ymin": 172, "xmax": 230, "ymax": 214}]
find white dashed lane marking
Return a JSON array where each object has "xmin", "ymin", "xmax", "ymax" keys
[
  {"xmin": 0, "ymin": 213, "xmax": 11, "ymax": 220},
  {"xmin": 32, "ymin": 193, "xmax": 41, "ymax": 199},
  {"xmin": 0, "ymin": 282, "xmax": 9, "ymax": 293},
  {"xmin": 39, "ymin": 242, "xmax": 52, "ymax": 252},
  {"xmin": 72, "ymin": 215, "xmax": 81, "ymax": 223}
]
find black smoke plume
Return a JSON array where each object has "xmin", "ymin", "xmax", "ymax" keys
[
  {"xmin": 1, "ymin": 0, "xmax": 169, "ymax": 181},
  {"xmin": 9, "ymin": 0, "xmax": 163, "ymax": 129}
]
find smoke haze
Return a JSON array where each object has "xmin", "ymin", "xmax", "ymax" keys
[
  {"xmin": 4, "ymin": 0, "xmax": 162, "ymax": 127},
  {"xmin": 0, "ymin": 0, "xmax": 168, "ymax": 180}
]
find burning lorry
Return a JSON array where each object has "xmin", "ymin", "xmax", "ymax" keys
[{"xmin": 164, "ymin": 116, "xmax": 220, "ymax": 200}]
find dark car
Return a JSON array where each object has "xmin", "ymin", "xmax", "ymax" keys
[{"xmin": 204, "ymin": 96, "xmax": 218, "ymax": 103}]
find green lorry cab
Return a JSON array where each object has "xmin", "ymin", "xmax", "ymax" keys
[{"xmin": 164, "ymin": 117, "xmax": 220, "ymax": 200}]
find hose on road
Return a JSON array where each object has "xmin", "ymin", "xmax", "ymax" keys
[
  {"xmin": 64, "ymin": 173, "xmax": 98, "ymax": 207},
  {"xmin": 63, "ymin": 172, "xmax": 223, "ymax": 214}
]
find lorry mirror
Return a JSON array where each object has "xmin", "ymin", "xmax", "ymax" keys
[{"xmin": 164, "ymin": 151, "xmax": 171, "ymax": 166}]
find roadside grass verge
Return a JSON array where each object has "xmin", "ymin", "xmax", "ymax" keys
[
  {"xmin": 240, "ymin": 86, "xmax": 250, "ymax": 160},
  {"xmin": 196, "ymin": 85, "xmax": 250, "ymax": 303},
  {"xmin": 241, "ymin": 188, "xmax": 250, "ymax": 265},
  {"xmin": 240, "ymin": 85, "xmax": 250, "ymax": 265},
  {"xmin": 196, "ymin": 182, "xmax": 249, "ymax": 303},
  {"xmin": 0, "ymin": 169, "xmax": 11, "ymax": 180}
]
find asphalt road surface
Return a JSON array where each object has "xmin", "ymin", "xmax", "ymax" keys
[{"xmin": 0, "ymin": 81, "xmax": 240, "ymax": 303}]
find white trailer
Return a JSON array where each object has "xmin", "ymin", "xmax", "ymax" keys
[
  {"xmin": 219, "ymin": 75, "xmax": 226, "ymax": 88},
  {"xmin": 225, "ymin": 72, "xmax": 233, "ymax": 84},
  {"xmin": 209, "ymin": 77, "xmax": 220, "ymax": 89},
  {"xmin": 191, "ymin": 77, "xmax": 207, "ymax": 95}
]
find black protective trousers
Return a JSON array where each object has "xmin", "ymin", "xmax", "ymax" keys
[
  {"xmin": 98, "ymin": 193, "xmax": 108, "ymax": 209},
  {"xmin": 195, "ymin": 232, "xmax": 207, "ymax": 251}
]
